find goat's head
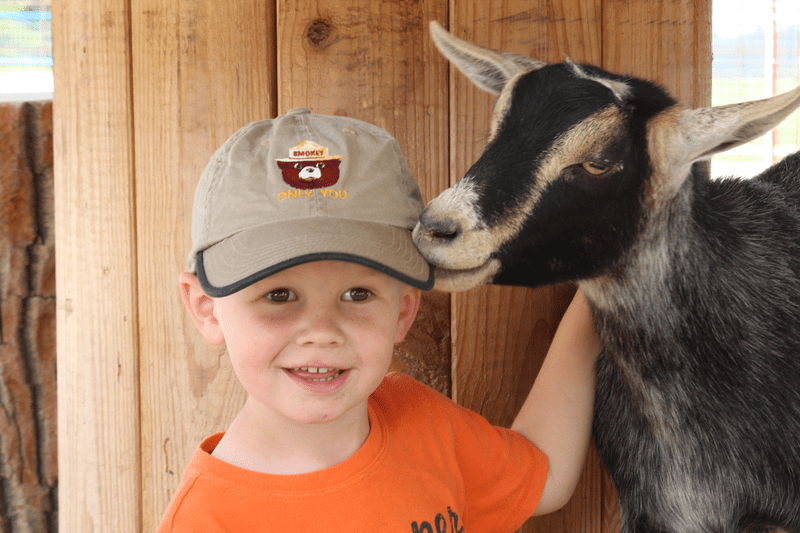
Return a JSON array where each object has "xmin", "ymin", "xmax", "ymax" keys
[{"xmin": 413, "ymin": 21, "xmax": 800, "ymax": 292}]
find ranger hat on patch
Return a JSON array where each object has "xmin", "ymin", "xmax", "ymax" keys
[{"xmin": 187, "ymin": 108, "xmax": 434, "ymax": 297}]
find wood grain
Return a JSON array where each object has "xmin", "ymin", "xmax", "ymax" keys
[
  {"xmin": 52, "ymin": 1, "xmax": 140, "ymax": 531},
  {"xmin": 130, "ymin": 0, "xmax": 275, "ymax": 528},
  {"xmin": 277, "ymin": 0, "xmax": 450, "ymax": 203},
  {"xmin": 603, "ymin": 0, "xmax": 712, "ymax": 108}
]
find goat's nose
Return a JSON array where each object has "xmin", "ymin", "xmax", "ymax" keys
[{"xmin": 418, "ymin": 207, "xmax": 461, "ymax": 242}]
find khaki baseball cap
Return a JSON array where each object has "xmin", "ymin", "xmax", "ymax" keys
[{"xmin": 188, "ymin": 108, "xmax": 434, "ymax": 297}]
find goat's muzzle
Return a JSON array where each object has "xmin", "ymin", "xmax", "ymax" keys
[
  {"xmin": 416, "ymin": 207, "xmax": 462, "ymax": 244},
  {"xmin": 412, "ymin": 201, "xmax": 502, "ymax": 292}
]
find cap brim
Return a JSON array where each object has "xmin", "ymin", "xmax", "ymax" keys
[{"xmin": 196, "ymin": 218, "xmax": 434, "ymax": 297}]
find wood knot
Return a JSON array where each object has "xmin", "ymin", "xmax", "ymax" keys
[{"xmin": 306, "ymin": 19, "xmax": 333, "ymax": 48}]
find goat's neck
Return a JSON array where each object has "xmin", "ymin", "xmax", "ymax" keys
[
  {"xmin": 580, "ymin": 173, "xmax": 695, "ymax": 329},
  {"xmin": 577, "ymin": 175, "xmax": 698, "ymax": 399}
]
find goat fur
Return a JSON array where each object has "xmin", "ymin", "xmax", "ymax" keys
[{"xmin": 414, "ymin": 21, "xmax": 800, "ymax": 533}]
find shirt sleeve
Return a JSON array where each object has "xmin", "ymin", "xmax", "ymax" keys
[
  {"xmin": 447, "ymin": 398, "xmax": 549, "ymax": 530},
  {"xmin": 382, "ymin": 373, "xmax": 548, "ymax": 531}
]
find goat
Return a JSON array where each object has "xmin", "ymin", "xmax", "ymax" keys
[{"xmin": 413, "ymin": 21, "xmax": 800, "ymax": 533}]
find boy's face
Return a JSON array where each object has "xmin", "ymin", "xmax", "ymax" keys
[{"xmin": 184, "ymin": 261, "xmax": 420, "ymax": 427}]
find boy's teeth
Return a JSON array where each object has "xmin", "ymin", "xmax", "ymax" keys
[
  {"xmin": 294, "ymin": 368, "xmax": 343, "ymax": 381},
  {"xmin": 294, "ymin": 367, "xmax": 342, "ymax": 381}
]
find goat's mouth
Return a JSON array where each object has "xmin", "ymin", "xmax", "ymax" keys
[{"xmin": 428, "ymin": 259, "xmax": 502, "ymax": 292}]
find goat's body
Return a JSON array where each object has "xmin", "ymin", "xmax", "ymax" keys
[
  {"xmin": 589, "ymin": 153, "xmax": 800, "ymax": 533},
  {"xmin": 416, "ymin": 22, "xmax": 800, "ymax": 533}
]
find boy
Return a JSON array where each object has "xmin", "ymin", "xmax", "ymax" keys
[{"xmin": 158, "ymin": 108, "xmax": 600, "ymax": 532}]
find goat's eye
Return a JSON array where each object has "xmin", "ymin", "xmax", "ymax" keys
[{"xmin": 581, "ymin": 161, "xmax": 612, "ymax": 176}]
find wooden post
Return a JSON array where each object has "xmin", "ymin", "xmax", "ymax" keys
[{"xmin": 52, "ymin": 1, "xmax": 140, "ymax": 531}]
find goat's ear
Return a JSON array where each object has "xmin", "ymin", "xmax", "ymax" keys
[
  {"xmin": 675, "ymin": 85, "xmax": 800, "ymax": 164},
  {"xmin": 429, "ymin": 21, "xmax": 546, "ymax": 96}
]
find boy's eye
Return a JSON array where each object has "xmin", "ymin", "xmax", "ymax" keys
[
  {"xmin": 342, "ymin": 288, "xmax": 372, "ymax": 302},
  {"xmin": 265, "ymin": 288, "xmax": 297, "ymax": 303}
]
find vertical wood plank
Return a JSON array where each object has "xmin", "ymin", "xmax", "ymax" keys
[
  {"xmin": 131, "ymin": 0, "xmax": 276, "ymax": 528},
  {"xmin": 52, "ymin": 1, "xmax": 140, "ymax": 532},
  {"xmin": 277, "ymin": 0, "xmax": 452, "ymax": 394},
  {"xmin": 603, "ymin": 0, "xmax": 712, "ymax": 108},
  {"xmin": 448, "ymin": 2, "xmax": 604, "ymax": 532},
  {"xmin": 277, "ymin": 0, "xmax": 450, "ymax": 203}
]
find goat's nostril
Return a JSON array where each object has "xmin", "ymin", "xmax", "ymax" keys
[{"xmin": 419, "ymin": 211, "xmax": 461, "ymax": 242}]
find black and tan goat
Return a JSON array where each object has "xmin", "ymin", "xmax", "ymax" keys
[{"xmin": 413, "ymin": 22, "xmax": 800, "ymax": 533}]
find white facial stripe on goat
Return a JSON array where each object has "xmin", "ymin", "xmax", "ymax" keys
[
  {"xmin": 429, "ymin": 178, "xmax": 482, "ymax": 230},
  {"xmin": 490, "ymin": 63, "xmax": 630, "ymax": 143},
  {"xmin": 481, "ymin": 105, "xmax": 628, "ymax": 258},
  {"xmin": 534, "ymin": 104, "xmax": 626, "ymax": 189},
  {"xmin": 566, "ymin": 58, "xmax": 631, "ymax": 102},
  {"xmin": 489, "ymin": 70, "xmax": 528, "ymax": 141}
]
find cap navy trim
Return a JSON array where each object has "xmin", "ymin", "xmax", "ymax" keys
[{"xmin": 196, "ymin": 250, "xmax": 435, "ymax": 297}]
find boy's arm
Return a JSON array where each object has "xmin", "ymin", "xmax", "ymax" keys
[{"xmin": 510, "ymin": 287, "xmax": 600, "ymax": 516}]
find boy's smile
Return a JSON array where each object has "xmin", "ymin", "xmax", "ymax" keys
[
  {"xmin": 288, "ymin": 367, "xmax": 346, "ymax": 382},
  {"xmin": 284, "ymin": 367, "xmax": 350, "ymax": 393},
  {"xmin": 196, "ymin": 260, "xmax": 420, "ymax": 429}
]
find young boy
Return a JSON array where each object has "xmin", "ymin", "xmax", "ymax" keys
[{"xmin": 158, "ymin": 108, "xmax": 600, "ymax": 532}]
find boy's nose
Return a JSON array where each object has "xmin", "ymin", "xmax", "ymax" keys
[{"xmin": 295, "ymin": 306, "xmax": 346, "ymax": 347}]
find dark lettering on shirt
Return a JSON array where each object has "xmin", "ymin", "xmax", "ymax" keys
[{"xmin": 411, "ymin": 507, "xmax": 463, "ymax": 533}]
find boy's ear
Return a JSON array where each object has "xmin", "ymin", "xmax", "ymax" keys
[
  {"xmin": 394, "ymin": 287, "xmax": 422, "ymax": 343},
  {"xmin": 179, "ymin": 272, "xmax": 225, "ymax": 345}
]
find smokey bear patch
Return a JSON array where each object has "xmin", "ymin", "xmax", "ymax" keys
[{"xmin": 277, "ymin": 141, "xmax": 342, "ymax": 190}]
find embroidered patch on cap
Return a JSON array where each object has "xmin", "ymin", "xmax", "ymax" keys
[{"xmin": 276, "ymin": 141, "xmax": 343, "ymax": 190}]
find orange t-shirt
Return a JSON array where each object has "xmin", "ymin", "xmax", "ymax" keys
[{"xmin": 157, "ymin": 373, "xmax": 547, "ymax": 532}]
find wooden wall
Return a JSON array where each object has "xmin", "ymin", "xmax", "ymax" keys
[{"xmin": 52, "ymin": 1, "xmax": 710, "ymax": 532}]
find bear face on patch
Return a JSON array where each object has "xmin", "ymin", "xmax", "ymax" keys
[
  {"xmin": 277, "ymin": 140, "xmax": 343, "ymax": 190},
  {"xmin": 277, "ymin": 158, "xmax": 341, "ymax": 189}
]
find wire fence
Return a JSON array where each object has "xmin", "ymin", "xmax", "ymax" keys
[
  {"xmin": 0, "ymin": 1, "xmax": 52, "ymax": 98},
  {"xmin": 0, "ymin": 2, "xmax": 51, "ymax": 66}
]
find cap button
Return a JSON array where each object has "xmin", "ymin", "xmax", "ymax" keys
[{"xmin": 287, "ymin": 107, "xmax": 311, "ymax": 115}]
